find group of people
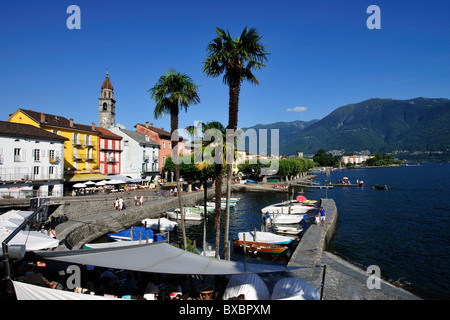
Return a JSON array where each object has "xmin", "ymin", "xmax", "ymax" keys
[
  {"xmin": 114, "ymin": 195, "xmax": 145, "ymax": 210},
  {"xmin": 134, "ymin": 195, "xmax": 144, "ymax": 206}
]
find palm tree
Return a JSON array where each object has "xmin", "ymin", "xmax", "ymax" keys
[
  {"xmin": 189, "ymin": 121, "xmax": 226, "ymax": 259},
  {"xmin": 203, "ymin": 27, "xmax": 269, "ymax": 259},
  {"xmin": 149, "ymin": 69, "xmax": 200, "ymax": 250}
]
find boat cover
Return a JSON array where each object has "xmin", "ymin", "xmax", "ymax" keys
[
  {"xmin": 12, "ymin": 281, "xmax": 121, "ymax": 300},
  {"xmin": 222, "ymin": 274, "xmax": 270, "ymax": 300},
  {"xmin": 142, "ymin": 218, "xmax": 177, "ymax": 231},
  {"xmin": 271, "ymin": 277, "xmax": 320, "ymax": 300},
  {"xmin": 36, "ymin": 242, "xmax": 296, "ymax": 275},
  {"xmin": 108, "ymin": 227, "xmax": 166, "ymax": 242}
]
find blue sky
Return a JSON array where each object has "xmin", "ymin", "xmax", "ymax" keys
[{"xmin": 1, "ymin": 0, "xmax": 449, "ymax": 132}]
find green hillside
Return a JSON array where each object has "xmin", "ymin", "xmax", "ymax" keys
[{"xmin": 245, "ymin": 98, "xmax": 450, "ymax": 160}]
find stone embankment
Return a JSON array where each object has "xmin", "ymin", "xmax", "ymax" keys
[
  {"xmin": 42, "ymin": 181, "xmax": 420, "ymax": 299},
  {"xmin": 287, "ymin": 198, "xmax": 420, "ymax": 300}
]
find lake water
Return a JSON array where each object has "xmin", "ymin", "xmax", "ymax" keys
[{"xmin": 185, "ymin": 162, "xmax": 450, "ymax": 299}]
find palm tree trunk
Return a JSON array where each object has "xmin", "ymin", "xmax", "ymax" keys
[
  {"xmin": 171, "ymin": 109, "xmax": 187, "ymax": 250},
  {"xmin": 224, "ymin": 82, "xmax": 240, "ymax": 260},
  {"xmin": 214, "ymin": 163, "xmax": 222, "ymax": 259}
]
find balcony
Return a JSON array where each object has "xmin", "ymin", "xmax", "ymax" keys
[
  {"xmin": 72, "ymin": 140, "xmax": 82, "ymax": 147},
  {"xmin": 49, "ymin": 157, "xmax": 60, "ymax": 164},
  {"xmin": 106, "ymin": 157, "xmax": 117, "ymax": 163}
]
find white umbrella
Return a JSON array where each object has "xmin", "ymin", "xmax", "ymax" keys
[
  {"xmin": 73, "ymin": 183, "xmax": 87, "ymax": 188},
  {"xmin": 0, "ymin": 228, "xmax": 59, "ymax": 251},
  {"xmin": 85, "ymin": 181, "xmax": 96, "ymax": 185},
  {"xmin": 96, "ymin": 181, "xmax": 107, "ymax": 186},
  {"xmin": 106, "ymin": 179, "xmax": 123, "ymax": 185}
]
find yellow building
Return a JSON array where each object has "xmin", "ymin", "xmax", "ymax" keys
[{"xmin": 8, "ymin": 109, "xmax": 106, "ymax": 182}]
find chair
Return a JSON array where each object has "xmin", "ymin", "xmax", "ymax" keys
[{"xmin": 197, "ymin": 284, "xmax": 214, "ymax": 300}]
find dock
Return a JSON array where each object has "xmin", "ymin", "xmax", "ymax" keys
[{"xmin": 287, "ymin": 198, "xmax": 420, "ymax": 300}]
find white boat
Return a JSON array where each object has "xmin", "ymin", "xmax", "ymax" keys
[
  {"xmin": 206, "ymin": 202, "xmax": 236, "ymax": 209},
  {"xmin": 238, "ymin": 231, "xmax": 294, "ymax": 245},
  {"xmin": 265, "ymin": 214, "xmax": 307, "ymax": 225},
  {"xmin": 166, "ymin": 208, "xmax": 203, "ymax": 221},
  {"xmin": 212, "ymin": 197, "xmax": 240, "ymax": 203},
  {"xmin": 142, "ymin": 218, "xmax": 178, "ymax": 232},
  {"xmin": 261, "ymin": 200, "xmax": 315, "ymax": 214},
  {"xmin": 271, "ymin": 225, "xmax": 303, "ymax": 235}
]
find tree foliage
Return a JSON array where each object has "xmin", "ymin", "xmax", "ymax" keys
[{"xmin": 313, "ymin": 149, "xmax": 340, "ymax": 167}]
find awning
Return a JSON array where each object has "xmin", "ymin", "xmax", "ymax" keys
[
  {"xmin": 36, "ymin": 242, "xmax": 296, "ymax": 275},
  {"xmin": 12, "ymin": 281, "xmax": 121, "ymax": 300},
  {"xmin": 65, "ymin": 173, "xmax": 109, "ymax": 182}
]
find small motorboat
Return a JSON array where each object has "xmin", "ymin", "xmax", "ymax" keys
[
  {"xmin": 166, "ymin": 208, "xmax": 204, "ymax": 221},
  {"xmin": 271, "ymin": 225, "xmax": 303, "ymax": 236},
  {"xmin": 261, "ymin": 199, "xmax": 316, "ymax": 214},
  {"xmin": 108, "ymin": 227, "xmax": 166, "ymax": 242},
  {"xmin": 233, "ymin": 240, "xmax": 288, "ymax": 254},
  {"xmin": 371, "ymin": 185, "xmax": 390, "ymax": 190},
  {"xmin": 142, "ymin": 218, "xmax": 178, "ymax": 232},
  {"xmin": 212, "ymin": 197, "xmax": 240, "ymax": 203},
  {"xmin": 264, "ymin": 214, "xmax": 307, "ymax": 225},
  {"xmin": 237, "ymin": 231, "xmax": 294, "ymax": 245},
  {"xmin": 205, "ymin": 202, "xmax": 236, "ymax": 209}
]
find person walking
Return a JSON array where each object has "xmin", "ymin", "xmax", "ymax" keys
[
  {"xmin": 114, "ymin": 198, "xmax": 119, "ymax": 211},
  {"xmin": 140, "ymin": 195, "xmax": 143, "ymax": 207},
  {"xmin": 318, "ymin": 207, "xmax": 326, "ymax": 226}
]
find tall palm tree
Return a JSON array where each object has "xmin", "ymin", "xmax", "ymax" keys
[
  {"xmin": 189, "ymin": 121, "xmax": 226, "ymax": 259},
  {"xmin": 149, "ymin": 69, "xmax": 200, "ymax": 250},
  {"xmin": 203, "ymin": 27, "xmax": 269, "ymax": 259}
]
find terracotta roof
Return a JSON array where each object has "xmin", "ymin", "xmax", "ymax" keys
[
  {"xmin": 17, "ymin": 109, "xmax": 98, "ymax": 133},
  {"xmin": 95, "ymin": 126, "xmax": 123, "ymax": 140},
  {"xmin": 101, "ymin": 76, "xmax": 114, "ymax": 90},
  {"xmin": 135, "ymin": 123, "xmax": 171, "ymax": 139},
  {"xmin": 0, "ymin": 121, "xmax": 68, "ymax": 142}
]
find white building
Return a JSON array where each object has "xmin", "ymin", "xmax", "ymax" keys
[
  {"xmin": 0, "ymin": 121, "xmax": 68, "ymax": 198},
  {"xmin": 108, "ymin": 126, "xmax": 159, "ymax": 180},
  {"xmin": 341, "ymin": 155, "xmax": 372, "ymax": 165}
]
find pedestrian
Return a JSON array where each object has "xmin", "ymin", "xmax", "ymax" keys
[
  {"xmin": 134, "ymin": 195, "xmax": 138, "ymax": 206},
  {"xmin": 118, "ymin": 197, "xmax": 123, "ymax": 211},
  {"xmin": 114, "ymin": 198, "xmax": 119, "ymax": 211},
  {"xmin": 170, "ymin": 188, "xmax": 174, "ymax": 197},
  {"xmin": 140, "ymin": 195, "xmax": 143, "ymax": 207},
  {"xmin": 318, "ymin": 207, "xmax": 326, "ymax": 226},
  {"xmin": 174, "ymin": 187, "xmax": 177, "ymax": 197}
]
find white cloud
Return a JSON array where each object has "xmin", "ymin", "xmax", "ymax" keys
[{"xmin": 286, "ymin": 106, "xmax": 307, "ymax": 112}]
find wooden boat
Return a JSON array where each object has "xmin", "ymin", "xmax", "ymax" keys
[{"xmin": 233, "ymin": 240, "xmax": 288, "ymax": 254}]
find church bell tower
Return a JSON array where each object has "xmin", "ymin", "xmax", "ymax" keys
[{"xmin": 98, "ymin": 71, "xmax": 116, "ymax": 129}]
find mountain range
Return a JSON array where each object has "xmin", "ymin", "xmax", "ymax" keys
[{"xmin": 244, "ymin": 97, "xmax": 450, "ymax": 161}]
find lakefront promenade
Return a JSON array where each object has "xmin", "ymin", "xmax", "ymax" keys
[{"xmin": 2, "ymin": 181, "xmax": 421, "ymax": 300}]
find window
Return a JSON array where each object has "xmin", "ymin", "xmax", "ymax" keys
[
  {"xmin": 33, "ymin": 149, "xmax": 40, "ymax": 162},
  {"xmin": 14, "ymin": 148, "xmax": 22, "ymax": 162},
  {"xmin": 49, "ymin": 166, "xmax": 54, "ymax": 176},
  {"xmin": 163, "ymin": 141, "xmax": 165, "ymax": 149},
  {"xmin": 49, "ymin": 150, "xmax": 55, "ymax": 161},
  {"xmin": 103, "ymin": 102, "xmax": 108, "ymax": 111},
  {"xmin": 33, "ymin": 166, "xmax": 40, "ymax": 176},
  {"xmin": 169, "ymin": 142, "xmax": 171, "ymax": 149}
]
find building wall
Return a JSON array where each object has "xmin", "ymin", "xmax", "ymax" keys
[
  {"xmin": 135, "ymin": 124, "xmax": 184, "ymax": 173},
  {"xmin": 0, "ymin": 135, "xmax": 65, "ymax": 198},
  {"xmin": 98, "ymin": 137, "xmax": 121, "ymax": 175},
  {"xmin": 8, "ymin": 111, "xmax": 100, "ymax": 173}
]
